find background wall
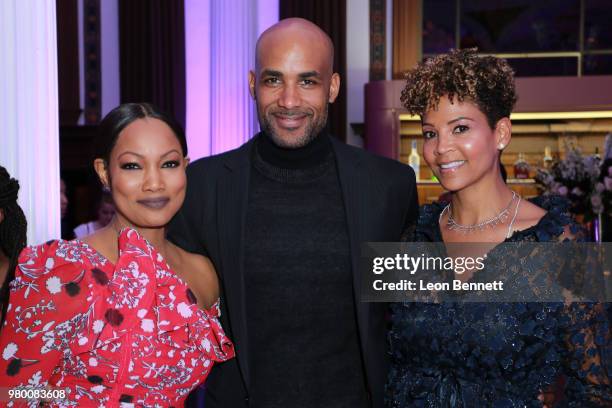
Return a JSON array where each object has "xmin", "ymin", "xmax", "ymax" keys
[{"xmin": 346, "ymin": 0, "xmax": 369, "ymax": 147}]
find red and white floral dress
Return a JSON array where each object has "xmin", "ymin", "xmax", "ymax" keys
[{"xmin": 0, "ymin": 228, "xmax": 234, "ymax": 407}]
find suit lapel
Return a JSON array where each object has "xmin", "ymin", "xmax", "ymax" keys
[
  {"xmin": 217, "ymin": 138, "xmax": 255, "ymax": 390},
  {"xmin": 331, "ymin": 139, "xmax": 371, "ymax": 352}
]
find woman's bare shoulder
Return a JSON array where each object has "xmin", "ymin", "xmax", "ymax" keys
[
  {"xmin": 170, "ymin": 244, "xmax": 219, "ymax": 308},
  {"xmin": 174, "ymin": 246, "xmax": 215, "ymax": 276}
]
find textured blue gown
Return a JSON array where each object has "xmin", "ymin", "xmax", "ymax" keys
[{"xmin": 387, "ymin": 196, "xmax": 610, "ymax": 407}]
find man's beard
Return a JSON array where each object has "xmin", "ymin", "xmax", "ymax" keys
[{"xmin": 258, "ymin": 103, "xmax": 329, "ymax": 149}]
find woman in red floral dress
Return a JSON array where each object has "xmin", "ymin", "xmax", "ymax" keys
[{"xmin": 0, "ymin": 103, "xmax": 234, "ymax": 407}]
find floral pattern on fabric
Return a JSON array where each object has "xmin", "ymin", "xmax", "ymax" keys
[
  {"xmin": 0, "ymin": 228, "xmax": 234, "ymax": 407},
  {"xmin": 387, "ymin": 196, "xmax": 610, "ymax": 407}
]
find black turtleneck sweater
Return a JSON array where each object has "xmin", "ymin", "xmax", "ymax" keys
[{"xmin": 244, "ymin": 134, "xmax": 369, "ymax": 408}]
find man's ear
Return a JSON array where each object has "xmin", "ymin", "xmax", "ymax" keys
[
  {"xmin": 0, "ymin": 208, "xmax": 4, "ymax": 224},
  {"xmin": 94, "ymin": 159, "xmax": 110, "ymax": 190},
  {"xmin": 328, "ymin": 73, "xmax": 341, "ymax": 103},
  {"xmin": 248, "ymin": 70, "xmax": 256, "ymax": 99}
]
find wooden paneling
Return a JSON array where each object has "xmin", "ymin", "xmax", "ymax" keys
[{"xmin": 392, "ymin": 0, "xmax": 421, "ymax": 79}]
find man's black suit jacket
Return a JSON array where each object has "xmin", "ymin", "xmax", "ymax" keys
[{"xmin": 168, "ymin": 134, "xmax": 418, "ymax": 408}]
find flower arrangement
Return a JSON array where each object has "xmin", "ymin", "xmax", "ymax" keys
[{"xmin": 535, "ymin": 139, "xmax": 612, "ymax": 221}]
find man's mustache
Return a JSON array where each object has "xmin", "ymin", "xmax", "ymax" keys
[{"xmin": 269, "ymin": 109, "xmax": 313, "ymax": 117}]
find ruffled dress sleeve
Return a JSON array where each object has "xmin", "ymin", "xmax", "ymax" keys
[
  {"xmin": 191, "ymin": 299, "xmax": 235, "ymax": 363},
  {"xmin": 0, "ymin": 231, "xmax": 234, "ymax": 407},
  {"xmin": 0, "ymin": 240, "xmax": 89, "ymax": 388}
]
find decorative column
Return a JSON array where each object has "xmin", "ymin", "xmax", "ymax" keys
[
  {"xmin": 0, "ymin": 1, "xmax": 61, "ymax": 245},
  {"xmin": 99, "ymin": 0, "xmax": 120, "ymax": 119},
  {"xmin": 184, "ymin": 0, "xmax": 279, "ymax": 160}
]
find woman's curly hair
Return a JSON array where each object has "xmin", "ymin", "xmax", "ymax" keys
[{"xmin": 401, "ymin": 48, "xmax": 517, "ymax": 129}]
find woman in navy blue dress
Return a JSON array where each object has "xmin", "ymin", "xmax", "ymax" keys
[{"xmin": 387, "ymin": 49, "xmax": 610, "ymax": 407}]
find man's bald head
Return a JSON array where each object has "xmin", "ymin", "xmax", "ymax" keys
[
  {"xmin": 255, "ymin": 18, "xmax": 334, "ymax": 73},
  {"xmin": 249, "ymin": 18, "xmax": 340, "ymax": 148}
]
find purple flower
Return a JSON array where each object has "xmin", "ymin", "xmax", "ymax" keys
[
  {"xmin": 536, "ymin": 140, "xmax": 609, "ymax": 216},
  {"xmin": 557, "ymin": 185, "xmax": 568, "ymax": 197},
  {"xmin": 571, "ymin": 187, "xmax": 583, "ymax": 197},
  {"xmin": 591, "ymin": 194, "xmax": 603, "ymax": 214}
]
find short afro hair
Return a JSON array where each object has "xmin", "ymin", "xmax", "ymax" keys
[{"xmin": 401, "ymin": 48, "xmax": 517, "ymax": 129}]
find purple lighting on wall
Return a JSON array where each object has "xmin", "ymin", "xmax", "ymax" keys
[
  {"xmin": 185, "ymin": 0, "xmax": 212, "ymax": 159},
  {"xmin": 184, "ymin": 0, "xmax": 278, "ymax": 161}
]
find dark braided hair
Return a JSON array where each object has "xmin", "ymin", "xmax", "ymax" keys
[{"xmin": 0, "ymin": 166, "xmax": 27, "ymax": 325}]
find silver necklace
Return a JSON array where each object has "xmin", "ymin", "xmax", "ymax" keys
[{"xmin": 440, "ymin": 191, "xmax": 517, "ymax": 234}]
